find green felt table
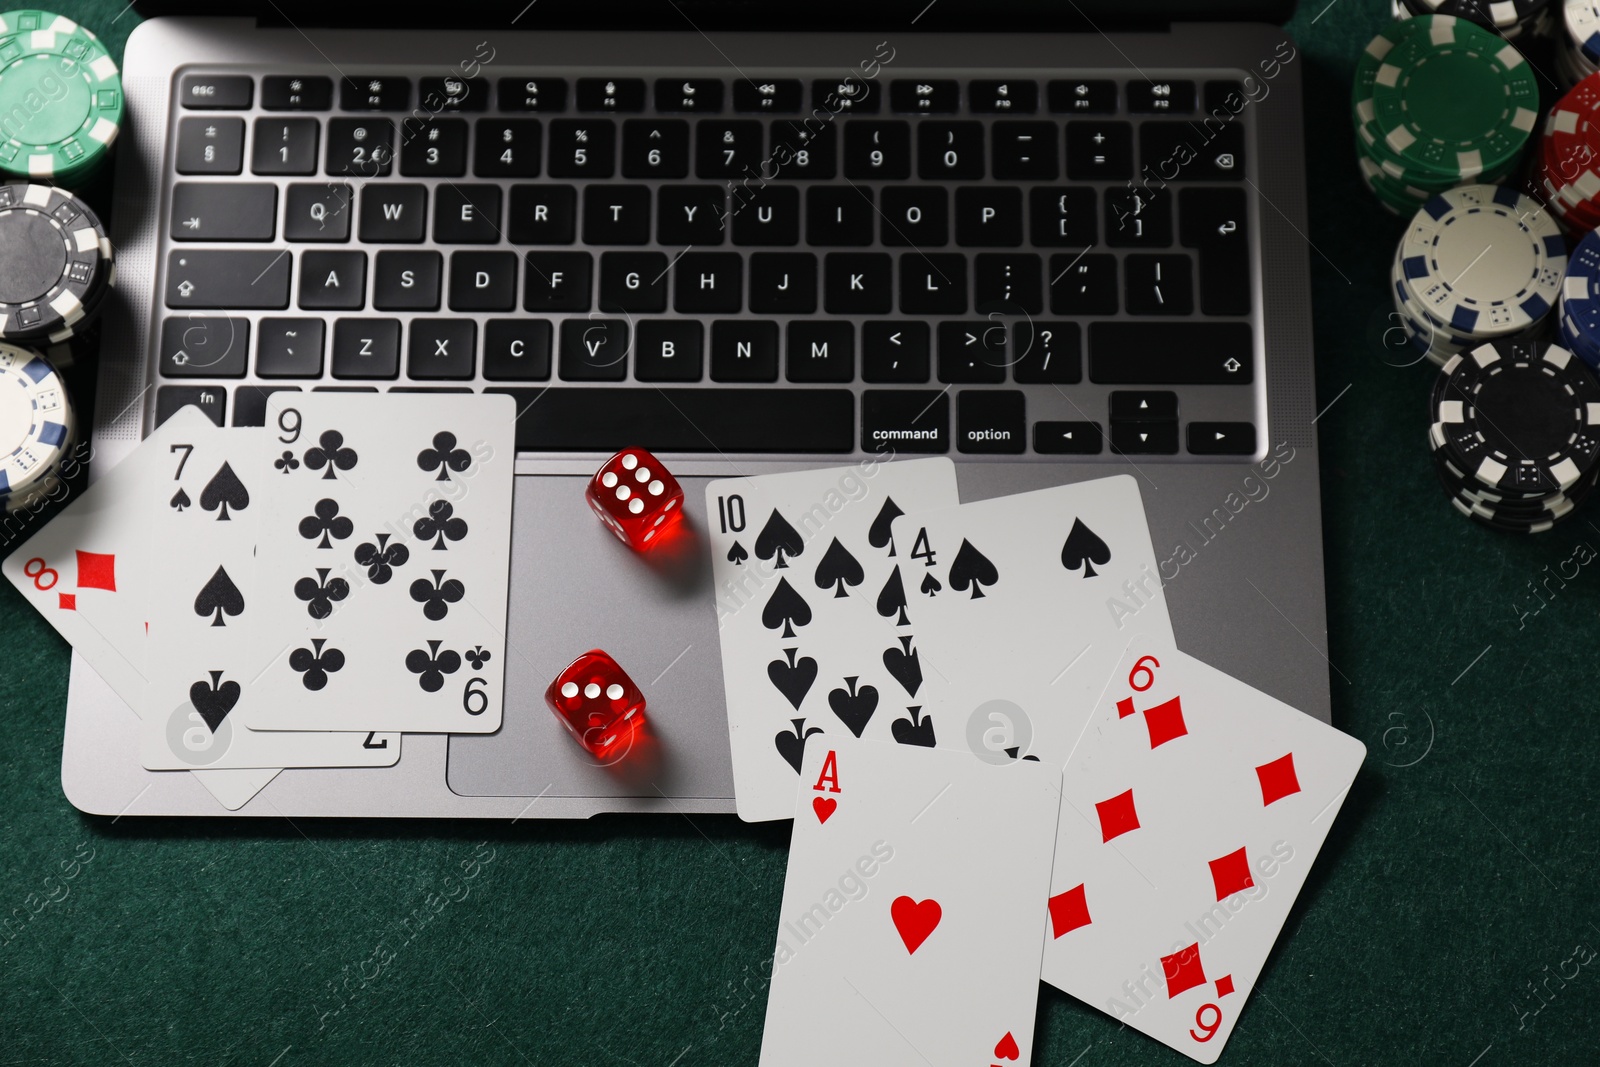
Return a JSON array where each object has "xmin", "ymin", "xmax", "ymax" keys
[{"xmin": 4, "ymin": 2, "xmax": 1599, "ymax": 1064}]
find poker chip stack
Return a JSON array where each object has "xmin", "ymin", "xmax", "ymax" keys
[
  {"xmin": 1354, "ymin": 16, "xmax": 1539, "ymax": 216},
  {"xmin": 1390, "ymin": 185, "xmax": 1567, "ymax": 366},
  {"xmin": 1535, "ymin": 72, "xmax": 1600, "ymax": 233},
  {"xmin": 0, "ymin": 10, "xmax": 123, "ymax": 187},
  {"xmin": 1428, "ymin": 338, "xmax": 1600, "ymax": 533},
  {"xmin": 0, "ymin": 341, "xmax": 76, "ymax": 514},
  {"xmin": 1399, "ymin": 0, "xmax": 1556, "ymax": 43},
  {"xmin": 1561, "ymin": 1, "xmax": 1600, "ymax": 85},
  {"xmin": 0, "ymin": 182, "xmax": 114, "ymax": 346},
  {"xmin": 1559, "ymin": 229, "xmax": 1600, "ymax": 365}
]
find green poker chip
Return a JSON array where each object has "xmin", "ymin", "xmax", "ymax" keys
[{"xmin": 0, "ymin": 10, "xmax": 123, "ymax": 185}]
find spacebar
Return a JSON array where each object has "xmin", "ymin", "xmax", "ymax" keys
[{"xmin": 487, "ymin": 387, "xmax": 856, "ymax": 453}]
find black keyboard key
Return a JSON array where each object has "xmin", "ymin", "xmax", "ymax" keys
[
  {"xmin": 955, "ymin": 187, "xmax": 1023, "ymax": 247},
  {"xmin": 559, "ymin": 319, "xmax": 630, "ymax": 380},
  {"xmin": 750, "ymin": 253, "xmax": 817, "ymax": 313},
  {"xmin": 862, "ymin": 390, "xmax": 948, "ymax": 454},
  {"xmin": 1141, "ymin": 122, "xmax": 1244, "ymax": 181},
  {"xmin": 298, "ymin": 251, "xmax": 366, "ymax": 310},
  {"xmin": 937, "ymin": 321, "xmax": 1007, "ymax": 383},
  {"xmin": 1066, "ymin": 121, "xmax": 1132, "ymax": 181},
  {"xmin": 284, "ymin": 183, "xmax": 352, "ymax": 242},
  {"xmin": 181, "ymin": 75, "xmax": 252, "ymax": 110},
  {"xmin": 577, "ymin": 78, "xmax": 646, "ymax": 112},
  {"xmin": 862, "ymin": 322, "xmax": 930, "ymax": 383},
  {"xmin": 434, "ymin": 185, "xmax": 502, "ymax": 243},
  {"xmin": 262, "ymin": 75, "xmax": 332, "ymax": 110},
  {"xmin": 373, "ymin": 251, "xmax": 441, "ymax": 310},
  {"xmin": 1048, "ymin": 79, "xmax": 1116, "ymax": 114},
  {"xmin": 156, "ymin": 386, "xmax": 226, "ymax": 427},
  {"xmin": 159, "ymin": 316, "xmax": 250, "ymax": 378},
  {"xmin": 635, "ymin": 321, "xmax": 703, "ymax": 381},
  {"xmin": 252, "ymin": 117, "xmax": 319, "ymax": 175},
  {"xmin": 598, "ymin": 251, "xmax": 668, "ymax": 312},
  {"xmin": 165, "ymin": 250, "xmax": 291, "ymax": 309},
  {"xmin": 1105, "ymin": 189, "xmax": 1172, "ymax": 247},
  {"xmin": 880, "ymin": 188, "xmax": 947, "ymax": 246},
  {"xmin": 991, "ymin": 122, "xmax": 1057, "ymax": 180},
  {"xmin": 419, "ymin": 77, "xmax": 488, "ymax": 112},
  {"xmin": 340, "ymin": 76, "xmax": 409, "ymax": 111},
  {"xmin": 408, "ymin": 319, "xmax": 477, "ymax": 380},
  {"xmin": 1188, "ymin": 422, "xmax": 1256, "ymax": 455},
  {"xmin": 256, "ymin": 318, "xmax": 325, "ymax": 377},
  {"xmin": 734, "ymin": 79, "xmax": 802, "ymax": 112},
  {"xmin": 483, "ymin": 319, "xmax": 552, "ymax": 381},
  {"xmin": 1110, "ymin": 391, "xmax": 1178, "ymax": 421},
  {"xmin": 900, "ymin": 255, "xmax": 966, "ymax": 314},
  {"xmin": 1011, "ymin": 322, "xmax": 1080, "ymax": 383},
  {"xmin": 498, "ymin": 77, "xmax": 567, "ymax": 112},
  {"xmin": 768, "ymin": 121, "xmax": 836, "ymax": 179},
  {"xmin": 696, "ymin": 120, "xmax": 763, "ymax": 179},
  {"xmin": 331, "ymin": 318, "xmax": 401, "ymax": 379},
  {"xmin": 813, "ymin": 78, "xmax": 878, "ymax": 114},
  {"xmin": 843, "ymin": 121, "xmax": 911, "ymax": 180},
  {"xmin": 918, "ymin": 122, "xmax": 984, "ymax": 180},
  {"xmin": 475, "ymin": 119, "xmax": 542, "ymax": 177},
  {"xmin": 490, "ymin": 387, "xmax": 852, "ymax": 452},
  {"xmin": 973, "ymin": 253, "xmax": 1042, "ymax": 314},
  {"xmin": 399, "ymin": 117, "xmax": 467, "ymax": 176},
  {"xmin": 1124, "ymin": 254, "xmax": 1193, "ymax": 315},
  {"xmin": 326, "ymin": 118, "xmax": 393, "ymax": 176},
  {"xmin": 808, "ymin": 187, "xmax": 874, "ymax": 246},
  {"xmin": 971, "ymin": 80, "xmax": 1038, "ymax": 114},
  {"xmin": 1111, "ymin": 421, "xmax": 1179, "ymax": 454},
  {"xmin": 1030, "ymin": 187, "xmax": 1096, "ymax": 247},
  {"xmin": 232, "ymin": 385, "xmax": 301, "ymax": 428},
  {"xmin": 1128, "ymin": 80, "xmax": 1196, "ymax": 114},
  {"xmin": 524, "ymin": 252, "xmax": 592, "ymax": 311},
  {"xmin": 171, "ymin": 182, "xmax": 276, "ymax": 241},
  {"xmin": 958, "ymin": 391, "xmax": 1025, "ymax": 454},
  {"xmin": 548, "ymin": 119, "xmax": 615, "ymax": 178},
  {"xmin": 711, "ymin": 321, "xmax": 779, "ymax": 381},
  {"xmin": 1049, "ymin": 252, "xmax": 1117, "ymax": 315},
  {"xmin": 825, "ymin": 253, "xmax": 891, "ymax": 314},
  {"xmin": 787, "ymin": 323, "xmax": 854, "ymax": 383},
  {"xmin": 731, "ymin": 185, "xmax": 799, "ymax": 245},
  {"xmin": 890, "ymin": 79, "xmax": 958, "ymax": 113},
  {"xmin": 314, "ymin": 387, "xmax": 380, "ymax": 393},
  {"xmin": 1179, "ymin": 187, "xmax": 1250, "ymax": 316},
  {"xmin": 658, "ymin": 186, "xmax": 726, "ymax": 245},
  {"xmin": 508, "ymin": 184, "xmax": 576, "ymax": 244},
  {"xmin": 449, "ymin": 251, "xmax": 519, "ymax": 311},
  {"xmin": 176, "ymin": 116, "xmax": 244, "ymax": 174},
  {"xmin": 583, "ymin": 185, "xmax": 650, "ymax": 244},
  {"xmin": 359, "ymin": 184, "xmax": 426, "ymax": 242},
  {"xmin": 1088, "ymin": 323, "xmax": 1253, "ymax": 384},
  {"xmin": 657, "ymin": 78, "xmax": 723, "ymax": 113},
  {"xmin": 1034, "ymin": 421, "xmax": 1102, "ymax": 454},
  {"xmin": 675, "ymin": 252, "xmax": 742, "ymax": 312},
  {"xmin": 624, "ymin": 119, "xmax": 689, "ymax": 178}
]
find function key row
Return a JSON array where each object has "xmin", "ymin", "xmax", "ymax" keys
[{"xmin": 180, "ymin": 74, "xmax": 1242, "ymax": 116}]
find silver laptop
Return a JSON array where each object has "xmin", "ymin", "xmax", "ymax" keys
[{"xmin": 65, "ymin": 0, "xmax": 1329, "ymax": 818}]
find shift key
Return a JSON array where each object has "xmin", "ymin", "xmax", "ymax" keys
[{"xmin": 166, "ymin": 250, "xmax": 292, "ymax": 309}]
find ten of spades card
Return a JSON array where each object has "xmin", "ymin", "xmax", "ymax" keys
[{"xmin": 705, "ymin": 458, "xmax": 959, "ymax": 823}]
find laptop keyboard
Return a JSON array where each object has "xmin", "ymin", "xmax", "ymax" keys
[{"xmin": 155, "ymin": 72, "xmax": 1259, "ymax": 458}]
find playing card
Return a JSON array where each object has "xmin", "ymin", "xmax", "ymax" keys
[
  {"xmin": 760, "ymin": 740, "xmax": 1061, "ymax": 1067},
  {"xmin": 241, "ymin": 392, "xmax": 515, "ymax": 734},
  {"xmin": 705, "ymin": 458, "xmax": 959, "ymax": 822},
  {"xmin": 139, "ymin": 417, "xmax": 400, "ymax": 770},
  {"xmin": 1041, "ymin": 640, "xmax": 1365, "ymax": 1063},
  {"xmin": 889, "ymin": 475, "xmax": 1176, "ymax": 769}
]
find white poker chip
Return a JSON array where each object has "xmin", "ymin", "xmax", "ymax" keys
[{"xmin": 0, "ymin": 340, "xmax": 72, "ymax": 501}]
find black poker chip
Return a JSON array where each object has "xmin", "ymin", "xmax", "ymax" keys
[{"xmin": 0, "ymin": 182, "xmax": 113, "ymax": 345}]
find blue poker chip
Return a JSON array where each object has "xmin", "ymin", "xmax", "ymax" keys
[
  {"xmin": 0, "ymin": 340, "xmax": 73, "ymax": 499},
  {"xmin": 1558, "ymin": 229, "xmax": 1600, "ymax": 367}
]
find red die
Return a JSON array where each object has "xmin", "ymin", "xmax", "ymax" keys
[
  {"xmin": 586, "ymin": 448, "xmax": 684, "ymax": 550},
  {"xmin": 545, "ymin": 649, "xmax": 646, "ymax": 759}
]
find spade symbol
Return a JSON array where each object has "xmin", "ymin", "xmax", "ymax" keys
[
  {"xmin": 828, "ymin": 676, "xmax": 879, "ymax": 738},
  {"xmin": 1004, "ymin": 746, "xmax": 1041, "ymax": 762},
  {"xmin": 169, "ymin": 488, "xmax": 191, "ymax": 512},
  {"xmin": 189, "ymin": 670, "xmax": 241, "ymax": 733},
  {"xmin": 813, "ymin": 537, "xmax": 864, "ymax": 599},
  {"xmin": 726, "ymin": 540, "xmax": 749, "ymax": 565},
  {"xmin": 754, "ymin": 509, "xmax": 804, "ymax": 569},
  {"xmin": 767, "ymin": 647, "xmax": 819, "ymax": 710},
  {"xmin": 762, "ymin": 577, "xmax": 812, "ymax": 639},
  {"xmin": 877, "ymin": 565, "xmax": 910, "ymax": 625},
  {"xmin": 1061, "ymin": 518, "xmax": 1112, "ymax": 578},
  {"xmin": 198, "ymin": 462, "xmax": 250, "ymax": 521},
  {"xmin": 868, "ymin": 496, "xmax": 904, "ymax": 556},
  {"xmin": 193, "ymin": 566, "xmax": 245, "ymax": 627},
  {"xmin": 919, "ymin": 572, "xmax": 942, "ymax": 597},
  {"xmin": 774, "ymin": 718, "xmax": 825, "ymax": 774},
  {"xmin": 948, "ymin": 540, "xmax": 999, "ymax": 599},
  {"xmin": 891, "ymin": 706, "xmax": 936, "ymax": 747},
  {"xmin": 882, "ymin": 636, "xmax": 922, "ymax": 697}
]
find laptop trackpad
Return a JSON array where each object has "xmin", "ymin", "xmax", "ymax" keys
[{"xmin": 445, "ymin": 474, "xmax": 736, "ymax": 801}]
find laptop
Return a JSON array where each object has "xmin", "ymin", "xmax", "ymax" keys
[{"xmin": 64, "ymin": 0, "xmax": 1328, "ymax": 818}]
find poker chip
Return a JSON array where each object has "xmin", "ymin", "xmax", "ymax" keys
[
  {"xmin": 0, "ymin": 11, "xmax": 122, "ymax": 186},
  {"xmin": 0, "ymin": 339, "xmax": 73, "ymax": 511},
  {"xmin": 0, "ymin": 181, "xmax": 113, "ymax": 344},
  {"xmin": 1403, "ymin": 0, "xmax": 1555, "ymax": 40}
]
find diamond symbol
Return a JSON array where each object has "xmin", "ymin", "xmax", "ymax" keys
[
  {"xmin": 1047, "ymin": 884, "xmax": 1091, "ymax": 938},
  {"xmin": 1256, "ymin": 753, "xmax": 1302, "ymax": 806},
  {"xmin": 1094, "ymin": 788, "xmax": 1140, "ymax": 842},
  {"xmin": 1161, "ymin": 944, "xmax": 1207, "ymax": 999},
  {"xmin": 1208, "ymin": 846, "xmax": 1254, "ymax": 900}
]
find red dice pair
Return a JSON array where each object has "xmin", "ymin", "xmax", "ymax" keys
[
  {"xmin": 545, "ymin": 649, "xmax": 646, "ymax": 759},
  {"xmin": 585, "ymin": 448, "xmax": 683, "ymax": 551}
]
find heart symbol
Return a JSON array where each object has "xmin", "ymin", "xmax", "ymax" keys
[
  {"xmin": 890, "ymin": 895, "xmax": 941, "ymax": 954},
  {"xmin": 812, "ymin": 796, "xmax": 837, "ymax": 823},
  {"xmin": 994, "ymin": 1031, "xmax": 1020, "ymax": 1060}
]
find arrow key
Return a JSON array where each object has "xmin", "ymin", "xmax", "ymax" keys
[
  {"xmin": 1110, "ymin": 420, "xmax": 1178, "ymax": 455},
  {"xmin": 1109, "ymin": 390, "xmax": 1177, "ymax": 421},
  {"xmin": 1034, "ymin": 420, "xmax": 1102, "ymax": 454},
  {"xmin": 1187, "ymin": 421, "xmax": 1256, "ymax": 455}
]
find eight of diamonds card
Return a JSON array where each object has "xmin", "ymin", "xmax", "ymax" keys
[
  {"xmin": 706, "ymin": 458, "xmax": 958, "ymax": 822},
  {"xmin": 760, "ymin": 740, "xmax": 1061, "ymax": 1067},
  {"xmin": 242, "ymin": 393, "xmax": 515, "ymax": 734},
  {"xmin": 1040, "ymin": 640, "xmax": 1365, "ymax": 1063}
]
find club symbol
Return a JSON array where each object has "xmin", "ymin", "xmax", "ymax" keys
[
  {"xmin": 294, "ymin": 567, "xmax": 350, "ymax": 620},
  {"xmin": 465, "ymin": 645, "xmax": 491, "ymax": 670},
  {"xmin": 406, "ymin": 639, "xmax": 462, "ymax": 693},
  {"xmin": 410, "ymin": 569, "xmax": 464, "ymax": 621},
  {"xmin": 273, "ymin": 449, "xmax": 300, "ymax": 474},
  {"xmin": 417, "ymin": 431, "xmax": 472, "ymax": 481},
  {"xmin": 289, "ymin": 637, "xmax": 345, "ymax": 691},
  {"xmin": 353, "ymin": 532, "xmax": 409, "ymax": 584},
  {"xmin": 414, "ymin": 499, "xmax": 468, "ymax": 550},
  {"xmin": 303, "ymin": 429, "xmax": 358, "ymax": 480},
  {"xmin": 299, "ymin": 498, "xmax": 354, "ymax": 549}
]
